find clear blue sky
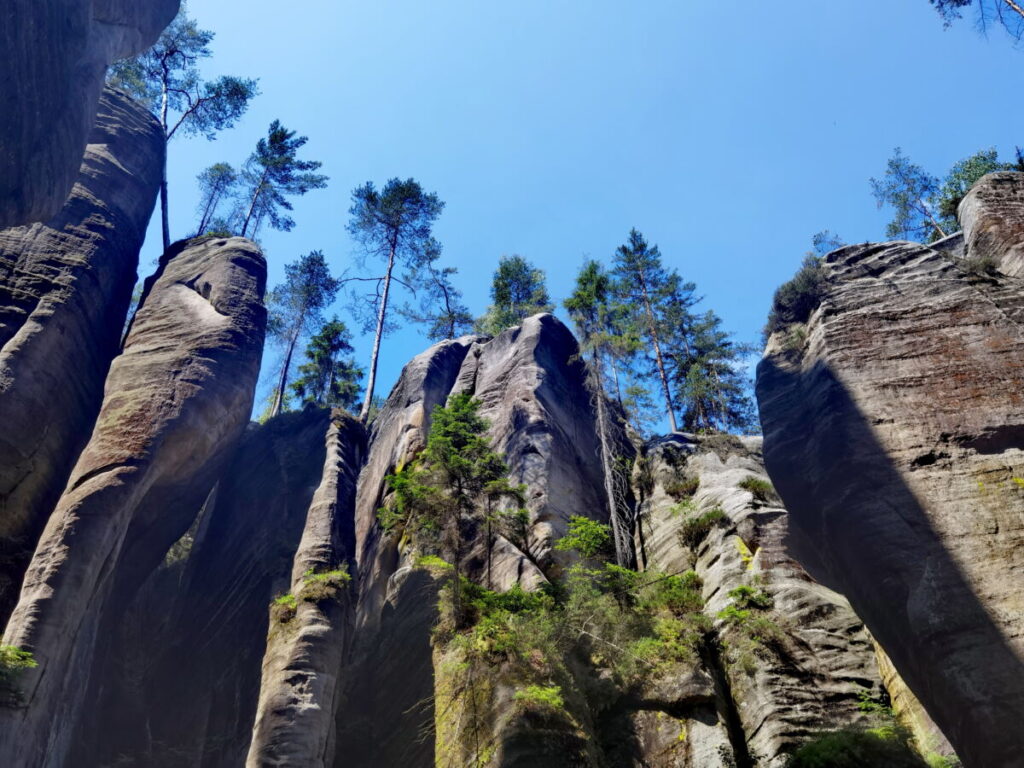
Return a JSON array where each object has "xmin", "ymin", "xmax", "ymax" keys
[{"xmin": 148, "ymin": 0, "xmax": 1024, "ymax": 418}]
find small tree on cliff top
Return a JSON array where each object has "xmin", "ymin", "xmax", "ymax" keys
[
  {"xmin": 475, "ymin": 255, "xmax": 555, "ymax": 336},
  {"xmin": 108, "ymin": 5, "xmax": 257, "ymax": 250},
  {"xmin": 379, "ymin": 394, "xmax": 522, "ymax": 623}
]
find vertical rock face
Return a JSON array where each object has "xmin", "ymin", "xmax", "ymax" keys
[
  {"xmin": 636, "ymin": 435, "xmax": 885, "ymax": 766},
  {"xmin": 71, "ymin": 407, "xmax": 337, "ymax": 768},
  {"xmin": 340, "ymin": 335, "xmax": 478, "ymax": 768},
  {"xmin": 0, "ymin": 236, "xmax": 266, "ymax": 768},
  {"xmin": 959, "ymin": 172, "xmax": 1024, "ymax": 277},
  {"xmin": 339, "ymin": 314, "xmax": 618, "ymax": 767},
  {"xmin": 248, "ymin": 412, "xmax": 366, "ymax": 768},
  {"xmin": 0, "ymin": 87, "xmax": 164, "ymax": 621},
  {"xmin": 0, "ymin": 0, "xmax": 179, "ymax": 227},
  {"xmin": 756, "ymin": 189, "xmax": 1024, "ymax": 768}
]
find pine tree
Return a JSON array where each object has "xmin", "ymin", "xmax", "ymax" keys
[
  {"xmin": 238, "ymin": 121, "xmax": 328, "ymax": 240},
  {"xmin": 379, "ymin": 394, "xmax": 520, "ymax": 623},
  {"xmin": 870, "ymin": 148, "xmax": 948, "ymax": 242},
  {"xmin": 611, "ymin": 229, "xmax": 681, "ymax": 433},
  {"xmin": 930, "ymin": 0, "xmax": 1024, "ymax": 39},
  {"xmin": 347, "ymin": 178, "xmax": 445, "ymax": 423},
  {"xmin": 400, "ymin": 264, "xmax": 473, "ymax": 340},
  {"xmin": 266, "ymin": 251, "xmax": 339, "ymax": 418},
  {"xmin": 673, "ymin": 311, "xmax": 756, "ymax": 434},
  {"xmin": 290, "ymin": 317, "xmax": 363, "ymax": 410},
  {"xmin": 475, "ymin": 255, "xmax": 555, "ymax": 336},
  {"xmin": 107, "ymin": 6, "xmax": 257, "ymax": 249},
  {"xmin": 194, "ymin": 163, "xmax": 237, "ymax": 236},
  {"xmin": 565, "ymin": 260, "xmax": 633, "ymax": 566}
]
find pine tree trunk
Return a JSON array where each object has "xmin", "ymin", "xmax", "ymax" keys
[
  {"xmin": 159, "ymin": 83, "xmax": 170, "ymax": 251},
  {"xmin": 359, "ymin": 242, "xmax": 397, "ymax": 423},
  {"xmin": 271, "ymin": 326, "xmax": 300, "ymax": 418},
  {"xmin": 638, "ymin": 275, "xmax": 679, "ymax": 432},
  {"xmin": 593, "ymin": 348, "xmax": 629, "ymax": 567},
  {"xmin": 241, "ymin": 168, "xmax": 270, "ymax": 239}
]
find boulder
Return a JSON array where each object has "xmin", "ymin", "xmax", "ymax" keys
[
  {"xmin": 0, "ymin": 87, "xmax": 164, "ymax": 623},
  {"xmin": 0, "ymin": 0, "xmax": 178, "ymax": 226},
  {"xmin": 757, "ymin": 232, "xmax": 1024, "ymax": 767},
  {"xmin": 0, "ymin": 235, "xmax": 266, "ymax": 768}
]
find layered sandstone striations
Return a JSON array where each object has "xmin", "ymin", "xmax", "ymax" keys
[
  {"xmin": 248, "ymin": 412, "xmax": 366, "ymax": 768},
  {"xmin": 757, "ymin": 178, "xmax": 1024, "ymax": 768},
  {"xmin": 0, "ymin": 87, "xmax": 164, "ymax": 622},
  {"xmin": 0, "ymin": 236, "xmax": 266, "ymax": 768},
  {"xmin": 0, "ymin": 0, "xmax": 179, "ymax": 226},
  {"xmin": 636, "ymin": 434, "xmax": 886, "ymax": 766},
  {"xmin": 339, "ymin": 315, "xmax": 621, "ymax": 767}
]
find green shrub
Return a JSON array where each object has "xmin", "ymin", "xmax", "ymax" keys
[
  {"xmin": 664, "ymin": 476, "xmax": 699, "ymax": 501},
  {"xmin": 764, "ymin": 253, "xmax": 827, "ymax": 340},
  {"xmin": 0, "ymin": 645, "xmax": 37, "ymax": 707},
  {"xmin": 786, "ymin": 728, "xmax": 928, "ymax": 767},
  {"xmin": 299, "ymin": 567, "xmax": 351, "ymax": 603},
  {"xmin": 963, "ymin": 254, "xmax": 998, "ymax": 277},
  {"xmin": 738, "ymin": 476, "xmax": 778, "ymax": 503},
  {"xmin": 416, "ymin": 554, "xmax": 454, "ymax": 571},
  {"xmin": 514, "ymin": 684, "xmax": 565, "ymax": 712},
  {"xmin": 640, "ymin": 571, "xmax": 704, "ymax": 615},
  {"xmin": 726, "ymin": 585, "xmax": 773, "ymax": 611},
  {"xmin": 554, "ymin": 515, "xmax": 613, "ymax": 559},
  {"xmin": 271, "ymin": 592, "xmax": 297, "ymax": 624},
  {"xmin": 679, "ymin": 508, "xmax": 728, "ymax": 550}
]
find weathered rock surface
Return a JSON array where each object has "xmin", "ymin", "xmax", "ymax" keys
[
  {"xmin": 0, "ymin": 236, "xmax": 266, "ymax": 767},
  {"xmin": 72, "ymin": 407, "xmax": 336, "ymax": 768},
  {"xmin": 636, "ymin": 435, "xmax": 885, "ymax": 766},
  {"xmin": 959, "ymin": 171, "xmax": 1024, "ymax": 277},
  {"xmin": 757, "ymin": 214, "xmax": 1024, "ymax": 767},
  {"xmin": 0, "ymin": 87, "xmax": 164, "ymax": 622},
  {"xmin": 0, "ymin": 0, "xmax": 179, "ymax": 226},
  {"xmin": 248, "ymin": 412, "xmax": 365, "ymax": 768},
  {"xmin": 340, "ymin": 335, "xmax": 477, "ymax": 768},
  {"xmin": 342, "ymin": 314, "xmax": 624, "ymax": 767}
]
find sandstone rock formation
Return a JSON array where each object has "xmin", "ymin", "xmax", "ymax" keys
[
  {"xmin": 0, "ymin": 0, "xmax": 179, "ymax": 227},
  {"xmin": 959, "ymin": 171, "xmax": 1024, "ymax": 278},
  {"xmin": 757, "ymin": 182, "xmax": 1024, "ymax": 768},
  {"xmin": 340, "ymin": 315, "xmax": 621, "ymax": 767},
  {"xmin": 71, "ymin": 407, "xmax": 338, "ymax": 768},
  {"xmin": 0, "ymin": 87, "xmax": 164, "ymax": 623},
  {"xmin": 248, "ymin": 411, "xmax": 365, "ymax": 768},
  {"xmin": 636, "ymin": 434, "xmax": 885, "ymax": 766},
  {"xmin": 0, "ymin": 236, "xmax": 266, "ymax": 768}
]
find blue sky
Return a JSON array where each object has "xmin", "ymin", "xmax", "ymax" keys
[{"xmin": 149, "ymin": 0, "xmax": 1024, "ymax": 418}]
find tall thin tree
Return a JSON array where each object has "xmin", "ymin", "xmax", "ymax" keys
[
  {"xmin": 266, "ymin": 251, "xmax": 339, "ymax": 418},
  {"xmin": 347, "ymin": 178, "xmax": 445, "ymax": 423},
  {"xmin": 565, "ymin": 260, "xmax": 632, "ymax": 567},
  {"xmin": 238, "ymin": 121, "xmax": 328, "ymax": 241},
  {"xmin": 612, "ymin": 229, "xmax": 680, "ymax": 433},
  {"xmin": 108, "ymin": 6, "xmax": 257, "ymax": 249},
  {"xmin": 194, "ymin": 163, "xmax": 237, "ymax": 236}
]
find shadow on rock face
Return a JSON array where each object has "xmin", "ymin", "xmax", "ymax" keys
[{"xmin": 757, "ymin": 356, "xmax": 1024, "ymax": 768}]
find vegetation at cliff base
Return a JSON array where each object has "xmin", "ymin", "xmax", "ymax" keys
[{"xmin": 787, "ymin": 728, "xmax": 933, "ymax": 768}]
